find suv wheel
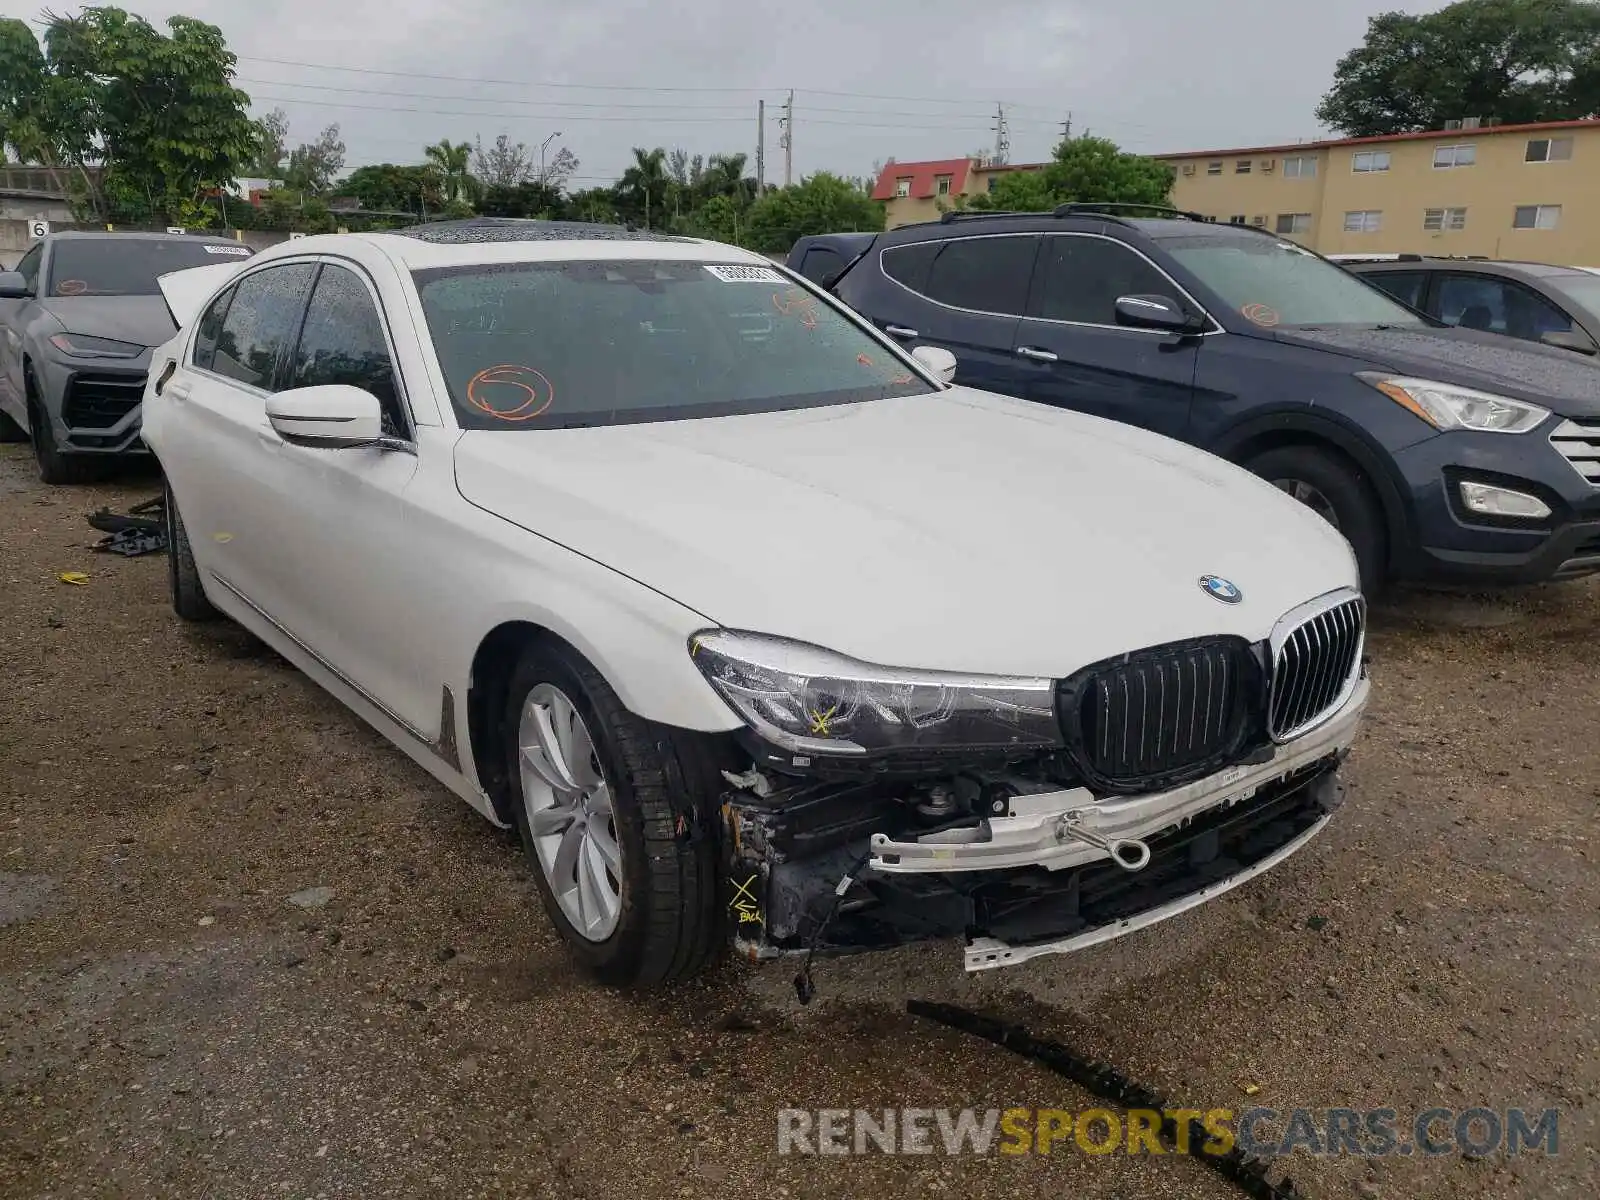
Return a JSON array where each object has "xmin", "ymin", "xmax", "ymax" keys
[
  {"xmin": 502, "ymin": 637, "xmax": 729, "ymax": 987},
  {"xmin": 27, "ymin": 371, "xmax": 102, "ymax": 486},
  {"xmin": 1244, "ymin": 445, "xmax": 1387, "ymax": 594}
]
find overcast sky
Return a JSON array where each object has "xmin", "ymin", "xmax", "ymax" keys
[{"xmin": 3, "ymin": 1, "xmax": 1450, "ymax": 187}]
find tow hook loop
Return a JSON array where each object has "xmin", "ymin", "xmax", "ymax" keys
[{"xmin": 1056, "ymin": 810, "xmax": 1152, "ymax": 872}]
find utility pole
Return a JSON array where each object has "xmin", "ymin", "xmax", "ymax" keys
[
  {"xmin": 1061, "ymin": 113, "xmax": 1073, "ymax": 142},
  {"xmin": 756, "ymin": 99, "xmax": 766, "ymax": 196},
  {"xmin": 780, "ymin": 89, "xmax": 794, "ymax": 187},
  {"xmin": 992, "ymin": 103, "xmax": 1010, "ymax": 165}
]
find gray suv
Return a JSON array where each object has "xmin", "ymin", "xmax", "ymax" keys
[
  {"xmin": 1338, "ymin": 254, "xmax": 1600, "ymax": 358},
  {"xmin": 0, "ymin": 231, "xmax": 253, "ymax": 483}
]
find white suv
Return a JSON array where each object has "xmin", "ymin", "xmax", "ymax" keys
[{"xmin": 142, "ymin": 219, "xmax": 1369, "ymax": 987}]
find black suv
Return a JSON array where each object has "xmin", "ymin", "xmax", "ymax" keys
[{"xmin": 791, "ymin": 207, "xmax": 1600, "ymax": 593}]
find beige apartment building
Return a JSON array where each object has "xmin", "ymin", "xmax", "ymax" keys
[
  {"xmin": 874, "ymin": 118, "xmax": 1600, "ymax": 264},
  {"xmin": 1162, "ymin": 118, "xmax": 1600, "ymax": 262}
]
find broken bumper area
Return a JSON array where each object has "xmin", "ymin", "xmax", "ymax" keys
[{"xmin": 724, "ymin": 678, "xmax": 1365, "ymax": 973}]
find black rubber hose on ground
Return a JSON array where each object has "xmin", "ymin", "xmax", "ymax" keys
[{"xmin": 906, "ymin": 1000, "xmax": 1313, "ymax": 1200}]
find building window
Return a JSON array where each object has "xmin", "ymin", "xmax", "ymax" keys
[
  {"xmin": 1432, "ymin": 143, "xmax": 1476, "ymax": 169},
  {"xmin": 1235, "ymin": 160, "xmax": 1252, "ymax": 174},
  {"xmin": 935, "ymin": 174, "xmax": 952, "ymax": 196},
  {"xmin": 1513, "ymin": 204, "xmax": 1561, "ymax": 230},
  {"xmin": 1282, "ymin": 156, "xmax": 1317, "ymax": 179},
  {"xmin": 1207, "ymin": 161, "xmax": 1223, "ymax": 175},
  {"xmin": 987, "ymin": 176, "xmax": 999, "ymax": 192},
  {"xmin": 1344, "ymin": 210, "xmax": 1383, "ymax": 233},
  {"xmin": 1351, "ymin": 150, "xmax": 1391, "ymax": 173},
  {"xmin": 1250, "ymin": 215, "xmax": 1267, "ymax": 226},
  {"xmin": 1228, "ymin": 215, "xmax": 1247, "ymax": 225},
  {"xmin": 1275, "ymin": 213, "xmax": 1313, "ymax": 234},
  {"xmin": 1525, "ymin": 137, "xmax": 1574, "ymax": 163},
  {"xmin": 894, "ymin": 177, "xmax": 911, "ymax": 197},
  {"xmin": 1423, "ymin": 207, "xmax": 1468, "ymax": 231}
]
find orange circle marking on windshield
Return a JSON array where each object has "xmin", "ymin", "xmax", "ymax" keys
[
  {"xmin": 857, "ymin": 353, "xmax": 874, "ymax": 366},
  {"xmin": 1241, "ymin": 303, "xmax": 1280, "ymax": 327},
  {"xmin": 56, "ymin": 279, "xmax": 88, "ymax": 296},
  {"xmin": 465, "ymin": 364, "xmax": 554, "ymax": 421}
]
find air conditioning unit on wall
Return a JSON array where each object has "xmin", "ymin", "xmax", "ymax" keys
[
  {"xmin": 1182, "ymin": 164, "xmax": 1196, "ymax": 176},
  {"xmin": 1261, "ymin": 159, "xmax": 1275, "ymax": 171}
]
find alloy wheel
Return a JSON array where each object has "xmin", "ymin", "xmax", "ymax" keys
[
  {"xmin": 517, "ymin": 683, "xmax": 623, "ymax": 942},
  {"xmin": 1270, "ymin": 477, "xmax": 1341, "ymax": 531}
]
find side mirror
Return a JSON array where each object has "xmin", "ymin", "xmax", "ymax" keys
[
  {"xmin": 0, "ymin": 271, "xmax": 31, "ymax": 299},
  {"xmin": 1539, "ymin": 328, "xmax": 1598, "ymax": 356},
  {"xmin": 910, "ymin": 344, "xmax": 958, "ymax": 384},
  {"xmin": 266, "ymin": 384, "xmax": 384, "ymax": 447},
  {"xmin": 1114, "ymin": 293, "xmax": 1202, "ymax": 334}
]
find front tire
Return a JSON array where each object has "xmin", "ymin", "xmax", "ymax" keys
[
  {"xmin": 502, "ymin": 638, "xmax": 728, "ymax": 987},
  {"xmin": 1243, "ymin": 444, "xmax": 1388, "ymax": 595},
  {"xmin": 165, "ymin": 480, "xmax": 221, "ymax": 622},
  {"xmin": 27, "ymin": 373, "xmax": 103, "ymax": 486}
]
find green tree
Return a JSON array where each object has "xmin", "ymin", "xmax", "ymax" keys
[
  {"xmin": 283, "ymin": 124, "xmax": 346, "ymax": 196},
  {"xmin": 965, "ymin": 137, "xmax": 1174, "ymax": 212},
  {"xmin": 244, "ymin": 106, "xmax": 289, "ymax": 178},
  {"xmin": 1317, "ymin": 0, "xmax": 1600, "ymax": 137},
  {"xmin": 36, "ymin": 8, "xmax": 259, "ymax": 225},
  {"xmin": 743, "ymin": 172, "xmax": 885, "ymax": 254},
  {"xmin": 617, "ymin": 146, "xmax": 670, "ymax": 227},
  {"xmin": 424, "ymin": 138, "xmax": 477, "ymax": 205},
  {"xmin": 337, "ymin": 163, "xmax": 442, "ymax": 214},
  {"xmin": 0, "ymin": 17, "xmax": 105, "ymax": 213}
]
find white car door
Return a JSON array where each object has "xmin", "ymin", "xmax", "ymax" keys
[
  {"xmin": 246, "ymin": 258, "xmax": 431, "ymax": 732},
  {"xmin": 159, "ymin": 260, "xmax": 318, "ymax": 618}
]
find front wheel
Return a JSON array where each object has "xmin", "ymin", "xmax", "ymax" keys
[
  {"xmin": 502, "ymin": 638, "xmax": 729, "ymax": 987},
  {"xmin": 1243, "ymin": 444, "xmax": 1388, "ymax": 595}
]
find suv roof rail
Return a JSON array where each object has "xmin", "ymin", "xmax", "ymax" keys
[
  {"xmin": 937, "ymin": 209, "xmax": 1022, "ymax": 223},
  {"xmin": 1050, "ymin": 202, "xmax": 1208, "ymax": 222}
]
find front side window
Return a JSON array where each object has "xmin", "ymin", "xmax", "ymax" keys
[
  {"xmin": 288, "ymin": 265, "xmax": 405, "ymax": 435},
  {"xmin": 44, "ymin": 237, "xmax": 252, "ymax": 298},
  {"xmin": 1033, "ymin": 236, "xmax": 1177, "ymax": 326},
  {"xmin": 797, "ymin": 246, "xmax": 845, "ymax": 284},
  {"xmin": 210, "ymin": 264, "xmax": 316, "ymax": 390},
  {"xmin": 1363, "ymin": 270, "xmax": 1427, "ymax": 309},
  {"xmin": 1352, "ymin": 151, "xmax": 1391, "ymax": 173},
  {"xmin": 1161, "ymin": 232, "xmax": 1427, "ymax": 329},
  {"xmin": 14, "ymin": 245, "xmax": 42, "ymax": 289},
  {"xmin": 919, "ymin": 236, "xmax": 1037, "ymax": 315},
  {"xmin": 411, "ymin": 260, "xmax": 935, "ymax": 431},
  {"xmin": 1435, "ymin": 274, "xmax": 1572, "ymax": 340},
  {"xmin": 192, "ymin": 284, "xmax": 235, "ymax": 372}
]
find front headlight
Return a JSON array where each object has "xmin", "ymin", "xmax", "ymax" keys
[
  {"xmin": 1359, "ymin": 373, "xmax": 1549, "ymax": 433},
  {"xmin": 49, "ymin": 333, "xmax": 145, "ymax": 360},
  {"xmin": 690, "ymin": 629, "xmax": 1063, "ymax": 756}
]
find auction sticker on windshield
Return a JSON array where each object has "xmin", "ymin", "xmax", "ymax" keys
[
  {"xmin": 704, "ymin": 264, "xmax": 784, "ymax": 284},
  {"xmin": 203, "ymin": 245, "xmax": 252, "ymax": 256}
]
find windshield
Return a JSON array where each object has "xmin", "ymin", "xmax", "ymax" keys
[
  {"xmin": 46, "ymin": 238, "xmax": 253, "ymax": 297},
  {"xmin": 411, "ymin": 259, "xmax": 935, "ymax": 430},
  {"xmin": 1162, "ymin": 234, "xmax": 1428, "ymax": 329},
  {"xmin": 1547, "ymin": 274, "xmax": 1600, "ymax": 320}
]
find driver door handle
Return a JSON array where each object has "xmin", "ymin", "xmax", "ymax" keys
[
  {"xmin": 1017, "ymin": 346, "xmax": 1058, "ymax": 362},
  {"xmin": 884, "ymin": 325, "xmax": 919, "ymax": 339}
]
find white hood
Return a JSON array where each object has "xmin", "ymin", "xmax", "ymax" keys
[{"xmin": 453, "ymin": 386, "xmax": 1358, "ymax": 677}]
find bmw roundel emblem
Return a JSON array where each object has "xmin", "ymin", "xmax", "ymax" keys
[{"xmin": 1199, "ymin": 575, "xmax": 1243, "ymax": 604}]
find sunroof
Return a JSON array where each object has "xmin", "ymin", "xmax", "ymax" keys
[{"xmin": 393, "ymin": 218, "xmax": 695, "ymax": 245}]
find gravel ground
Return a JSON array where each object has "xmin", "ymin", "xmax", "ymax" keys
[{"xmin": 2, "ymin": 444, "xmax": 1597, "ymax": 1200}]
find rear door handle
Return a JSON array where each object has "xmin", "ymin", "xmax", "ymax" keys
[
  {"xmin": 1017, "ymin": 346, "xmax": 1058, "ymax": 362},
  {"xmin": 884, "ymin": 325, "xmax": 919, "ymax": 339}
]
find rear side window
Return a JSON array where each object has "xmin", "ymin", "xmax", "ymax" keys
[
  {"xmin": 1034, "ymin": 236, "xmax": 1176, "ymax": 325},
  {"xmin": 1361, "ymin": 270, "xmax": 1426, "ymax": 310},
  {"xmin": 881, "ymin": 242, "xmax": 939, "ymax": 294},
  {"xmin": 192, "ymin": 285, "xmax": 234, "ymax": 371},
  {"xmin": 921, "ymin": 236, "xmax": 1037, "ymax": 315},
  {"xmin": 210, "ymin": 264, "xmax": 315, "ymax": 390},
  {"xmin": 798, "ymin": 247, "xmax": 845, "ymax": 284}
]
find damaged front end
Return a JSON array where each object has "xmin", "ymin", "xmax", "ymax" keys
[{"xmin": 701, "ymin": 587, "xmax": 1369, "ymax": 974}]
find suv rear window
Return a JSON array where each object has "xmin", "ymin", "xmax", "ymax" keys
[
  {"xmin": 412, "ymin": 259, "xmax": 934, "ymax": 430},
  {"xmin": 46, "ymin": 238, "xmax": 252, "ymax": 297}
]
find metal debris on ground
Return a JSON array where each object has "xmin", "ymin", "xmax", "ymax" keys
[
  {"xmin": 907, "ymin": 1000, "xmax": 1314, "ymax": 1200},
  {"xmin": 86, "ymin": 495, "xmax": 166, "ymax": 557}
]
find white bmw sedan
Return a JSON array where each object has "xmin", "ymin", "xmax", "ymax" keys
[{"xmin": 142, "ymin": 219, "xmax": 1370, "ymax": 988}]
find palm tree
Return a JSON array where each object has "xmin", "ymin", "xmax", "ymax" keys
[
  {"xmin": 423, "ymin": 140, "xmax": 477, "ymax": 206},
  {"xmin": 704, "ymin": 153, "xmax": 750, "ymax": 206},
  {"xmin": 618, "ymin": 147, "xmax": 669, "ymax": 228}
]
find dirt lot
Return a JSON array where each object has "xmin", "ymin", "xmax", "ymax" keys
[{"xmin": 2, "ymin": 444, "xmax": 1597, "ymax": 1200}]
